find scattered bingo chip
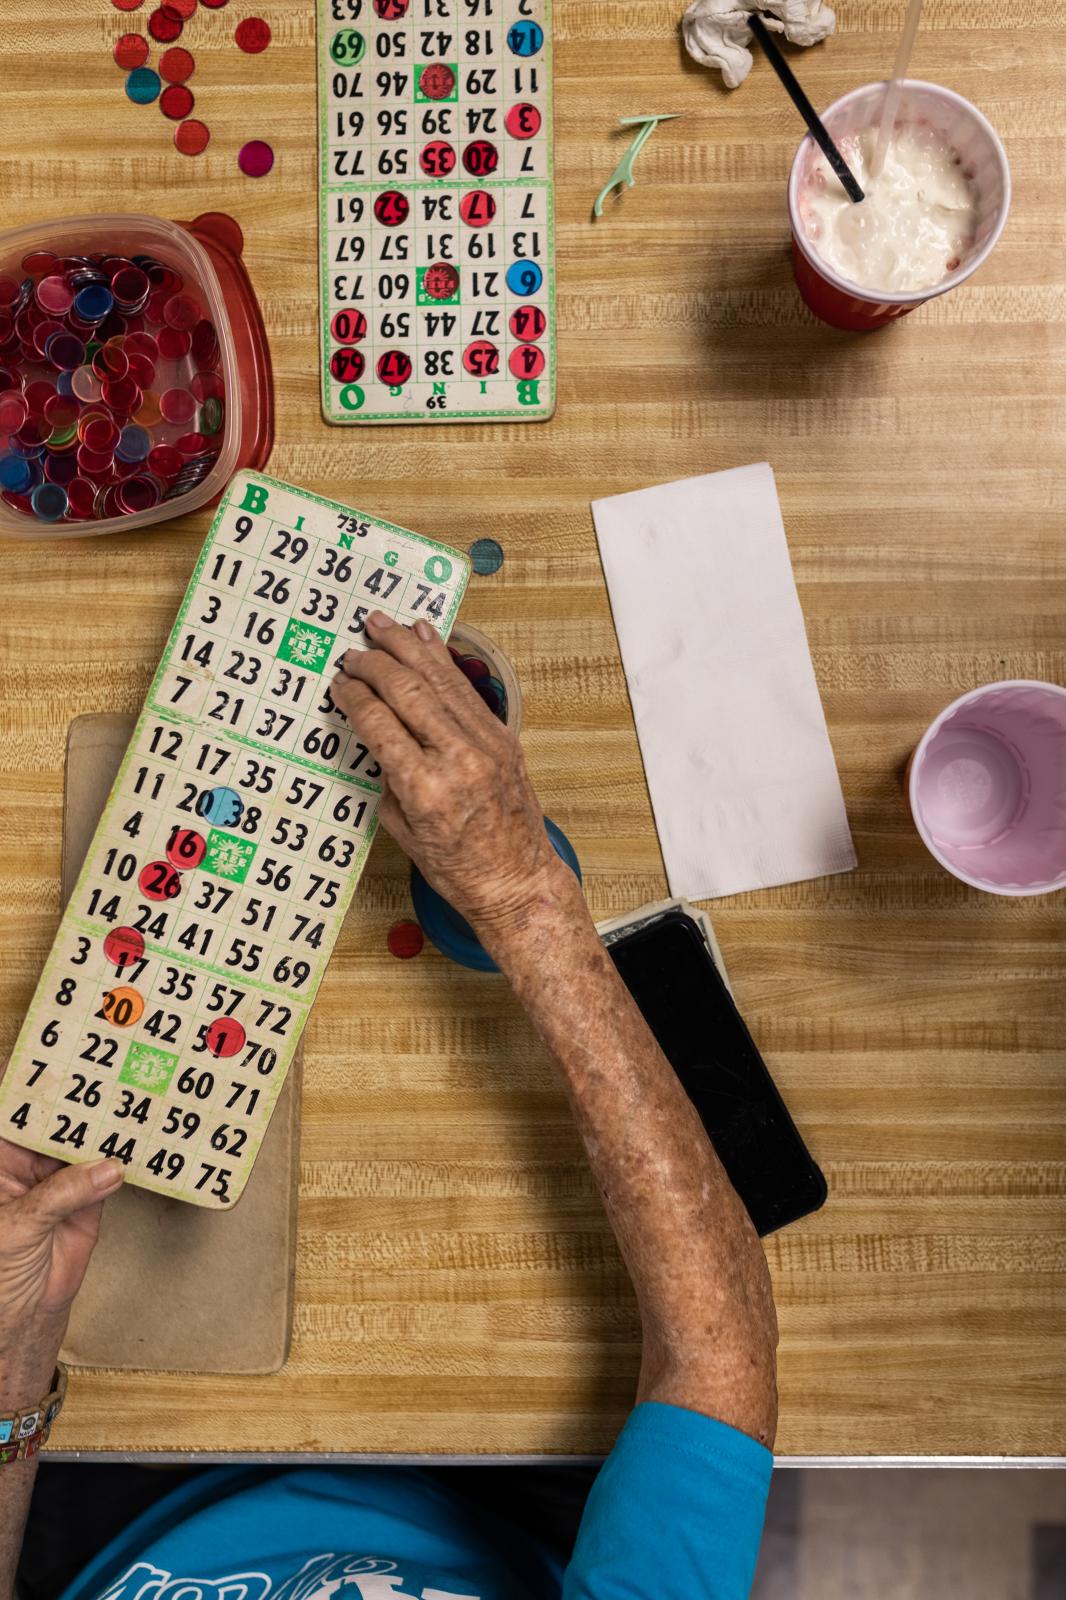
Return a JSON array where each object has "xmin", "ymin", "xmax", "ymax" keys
[
  {"xmin": 317, "ymin": 0, "xmax": 555, "ymax": 423},
  {"xmin": 0, "ymin": 245, "xmax": 227, "ymax": 525},
  {"xmin": 0, "ymin": 470, "xmax": 470, "ymax": 1205},
  {"xmin": 238, "ymin": 139, "xmax": 274, "ymax": 177},
  {"xmin": 235, "ymin": 15, "xmax": 271, "ymax": 52}
]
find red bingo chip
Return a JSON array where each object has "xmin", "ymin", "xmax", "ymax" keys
[
  {"xmin": 164, "ymin": 291, "xmax": 201, "ymax": 329},
  {"xmin": 166, "ymin": 827, "xmax": 207, "ymax": 869},
  {"xmin": 505, "ymin": 102, "xmax": 541, "ymax": 139},
  {"xmin": 157, "ymin": 325, "xmax": 192, "ymax": 359},
  {"xmin": 204, "ymin": 1016, "xmax": 247, "ymax": 1058},
  {"xmin": 510, "ymin": 303, "xmax": 546, "ymax": 341},
  {"xmin": 235, "ymin": 15, "xmax": 270, "ymax": 51},
  {"xmin": 160, "ymin": 83, "xmax": 194, "ymax": 119},
  {"xmin": 191, "ymin": 318, "xmax": 219, "ymax": 364},
  {"xmin": 138, "ymin": 860, "xmax": 183, "ymax": 900},
  {"xmin": 160, "ymin": 386, "xmax": 197, "ymax": 424},
  {"xmin": 462, "ymin": 140, "xmax": 498, "ymax": 177},
  {"xmin": 459, "ymin": 189, "xmax": 496, "ymax": 227},
  {"xmin": 422, "ymin": 261, "xmax": 459, "ymax": 300},
  {"xmin": 373, "ymin": 0, "xmax": 410, "ymax": 14},
  {"xmin": 101, "ymin": 376, "xmax": 141, "ymax": 415},
  {"xmin": 509, "ymin": 343, "xmax": 545, "ymax": 379},
  {"xmin": 160, "ymin": 45, "xmax": 195, "ymax": 81},
  {"xmin": 387, "ymin": 919, "xmax": 424, "ymax": 959},
  {"xmin": 114, "ymin": 32, "xmax": 150, "ymax": 68},
  {"xmin": 330, "ymin": 347, "xmax": 365, "ymax": 382},
  {"xmin": 418, "ymin": 62, "xmax": 455, "ymax": 100},
  {"xmin": 103, "ymin": 926, "xmax": 146, "ymax": 971},
  {"xmin": 373, "ymin": 189, "xmax": 409, "ymax": 227},
  {"xmin": 331, "ymin": 307, "xmax": 367, "ymax": 344},
  {"xmin": 175, "ymin": 118, "xmax": 210, "ymax": 155},
  {"xmin": 127, "ymin": 351, "xmax": 157, "ymax": 388},
  {"xmin": 148, "ymin": 443, "xmax": 183, "ymax": 478},
  {"xmin": 164, "ymin": 0, "xmax": 196, "ymax": 16},
  {"xmin": 190, "ymin": 370, "xmax": 223, "ymax": 402},
  {"xmin": 148, "ymin": 5, "xmax": 183, "ymax": 40},
  {"xmin": 66, "ymin": 477, "xmax": 97, "ymax": 519},
  {"xmin": 376, "ymin": 349, "xmax": 412, "ymax": 385},
  {"xmin": 419, "ymin": 140, "xmax": 456, "ymax": 177},
  {"xmin": 462, "ymin": 339, "xmax": 499, "ymax": 376}
]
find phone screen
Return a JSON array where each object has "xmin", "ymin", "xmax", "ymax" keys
[{"xmin": 607, "ymin": 913, "xmax": 826, "ymax": 1234}]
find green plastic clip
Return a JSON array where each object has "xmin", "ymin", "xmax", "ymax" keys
[{"xmin": 593, "ymin": 114, "xmax": 681, "ymax": 218}]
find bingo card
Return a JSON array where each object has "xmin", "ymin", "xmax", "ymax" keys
[
  {"xmin": 317, "ymin": 0, "xmax": 555, "ymax": 424},
  {"xmin": 0, "ymin": 471, "xmax": 469, "ymax": 1207}
]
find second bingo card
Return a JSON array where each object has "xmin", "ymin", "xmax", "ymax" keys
[
  {"xmin": 318, "ymin": 0, "xmax": 555, "ymax": 424},
  {"xmin": 0, "ymin": 471, "xmax": 469, "ymax": 1207}
]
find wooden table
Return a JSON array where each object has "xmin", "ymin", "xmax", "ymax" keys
[{"xmin": 0, "ymin": 0, "xmax": 1063, "ymax": 1460}]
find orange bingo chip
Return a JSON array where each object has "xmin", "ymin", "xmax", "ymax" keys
[
  {"xmin": 134, "ymin": 391, "xmax": 163, "ymax": 428},
  {"xmin": 99, "ymin": 985, "xmax": 145, "ymax": 1027}
]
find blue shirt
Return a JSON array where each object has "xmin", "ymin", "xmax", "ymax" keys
[{"xmin": 61, "ymin": 1403, "xmax": 772, "ymax": 1600}]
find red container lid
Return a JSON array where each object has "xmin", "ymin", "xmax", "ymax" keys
[{"xmin": 176, "ymin": 211, "xmax": 273, "ymax": 488}]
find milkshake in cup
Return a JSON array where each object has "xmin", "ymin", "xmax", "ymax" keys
[{"xmin": 788, "ymin": 81, "xmax": 1011, "ymax": 331}]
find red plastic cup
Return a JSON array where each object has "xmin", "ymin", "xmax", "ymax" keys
[{"xmin": 788, "ymin": 80, "xmax": 1011, "ymax": 332}]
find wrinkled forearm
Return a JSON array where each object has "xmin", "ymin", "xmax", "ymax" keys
[
  {"xmin": 0, "ymin": 1315, "xmax": 64, "ymax": 1600},
  {"xmin": 478, "ymin": 867, "xmax": 778, "ymax": 1448}
]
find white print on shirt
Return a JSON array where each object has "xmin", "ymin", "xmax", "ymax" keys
[
  {"xmin": 98, "ymin": 1564, "xmax": 272, "ymax": 1600},
  {"xmin": 98, "ymin": 1557, "xmax": 480, "ymax": 1600}
]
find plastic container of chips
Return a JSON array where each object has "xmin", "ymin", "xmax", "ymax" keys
[
  {"xmin": 0, "ymin": 211, "xmax": 273, "ymax": 539},
  {"xmin": 448, "ymin": 621, "xmax": 523, "ymax": 736}
]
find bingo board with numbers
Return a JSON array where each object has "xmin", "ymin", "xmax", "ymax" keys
[
  {"xmin": 0, "ymin": 470, "xmax": 469, "ymax": 1207},
  {"xmin": 317, "ymin": 0, "xmax": 555, "ymax": 425}
]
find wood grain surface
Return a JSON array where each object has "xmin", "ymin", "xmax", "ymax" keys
[{"xmin": 0, "ymin": 0, "xmax": 1064, "ymax": 1458}]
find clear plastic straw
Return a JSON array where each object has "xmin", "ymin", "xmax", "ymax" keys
[{"xmin": 869, "ymin": 0, "xmax": 925, "ymax": 179}]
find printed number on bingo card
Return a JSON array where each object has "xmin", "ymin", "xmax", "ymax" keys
[{"xmin": 0, "ymin": 471, "xmax": 469, "ymax": 1207}]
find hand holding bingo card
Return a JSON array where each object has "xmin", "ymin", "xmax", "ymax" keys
[
  {"xmin": 318, "ymin": 0, "xmax": 555, "ymax": 424},
  {"xmin": 0, "ymin": 472, "xmax": 469, "ymax": 1206}
]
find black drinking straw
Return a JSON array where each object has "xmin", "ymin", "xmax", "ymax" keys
[{"xmin": 749, "ymin": 13, "xmax": 864, "ymax": 203}]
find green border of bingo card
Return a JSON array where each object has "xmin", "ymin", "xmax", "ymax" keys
[
  {"xmin": 316, "ymin": 0, "xmax": 556, "ymax": 426},
  {"xmin": 0, "ymin": 471, "xmax": 469, "ymax": 1206}
]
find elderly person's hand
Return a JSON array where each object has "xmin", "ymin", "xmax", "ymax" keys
[
  {"xmin": 0, "ymin": 1142, "xmax": 122, "ymax": 1339},
  {"xmin": 331, "ymin": 612, "xmax": 569, "ymax": 938}
]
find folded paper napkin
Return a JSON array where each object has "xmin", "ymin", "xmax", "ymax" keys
[
  {"xmin": 591, "ymin": 463, "xmax": 857, "ymax": 899},
  {"xmin": 682, "ymin": 0, "xmax": 836, "ymax": 90}
]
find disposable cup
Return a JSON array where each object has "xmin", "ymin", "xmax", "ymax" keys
[
  {"xmin": 908, "ymin": 681, "xmax": 1066, "ymax": 896},
  {"xmin": 788, "ymin": 80, "xmax": 1011, "ymax": 332}
]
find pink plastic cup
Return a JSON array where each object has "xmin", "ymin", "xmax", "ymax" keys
[
  {"xmin": 908, "ymin": 682, "xmax": 1066, "ymax": 896},
  {"xmin": 788, "ymin": 80, "xmax": 1011, "ymax": 332}
]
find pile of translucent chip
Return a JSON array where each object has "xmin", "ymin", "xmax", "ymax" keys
[{"xmin": 0, "ymin": 248, "xmax": 225, "ymax": 524}]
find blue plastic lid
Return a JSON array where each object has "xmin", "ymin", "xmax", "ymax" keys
[{"xmin": 410, "ymin": 817, "xmax": 581, "ymax": 972}]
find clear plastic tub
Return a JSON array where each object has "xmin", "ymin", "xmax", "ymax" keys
[
  {"xmin": 0, "ymin": 211, "xmax": 273, "ymax": 539},
  {"xmin": 448, "ymin": 620, "xmax": 523, "ymax": 735}
]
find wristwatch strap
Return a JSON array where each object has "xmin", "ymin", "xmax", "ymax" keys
[{"xmin": 0, "ymin": 1361, "xmax": 67, "ymax": 1464}]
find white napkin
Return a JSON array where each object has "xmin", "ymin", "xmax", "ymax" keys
[{"xmin": 591, "ymin": 463, "xmax": 857, "ymax": 899}]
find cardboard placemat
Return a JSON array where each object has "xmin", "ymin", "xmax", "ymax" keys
[{"xmin": 59, "ymin": 714, "xmax": 300, "ymax": 1374}]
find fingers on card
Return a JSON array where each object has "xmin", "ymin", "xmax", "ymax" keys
[
  {"xmin": 0, "ymin": 472, "xmax": 469, "ymax": 1206},
  {"xmin": 318, "ymin": 0, "xmax": 555, "ymax": 424}
]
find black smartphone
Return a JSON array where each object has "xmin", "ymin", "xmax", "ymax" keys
[{"xmin": 606, "ymin": 910, "xmax": 827, "ymax": 1235}]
